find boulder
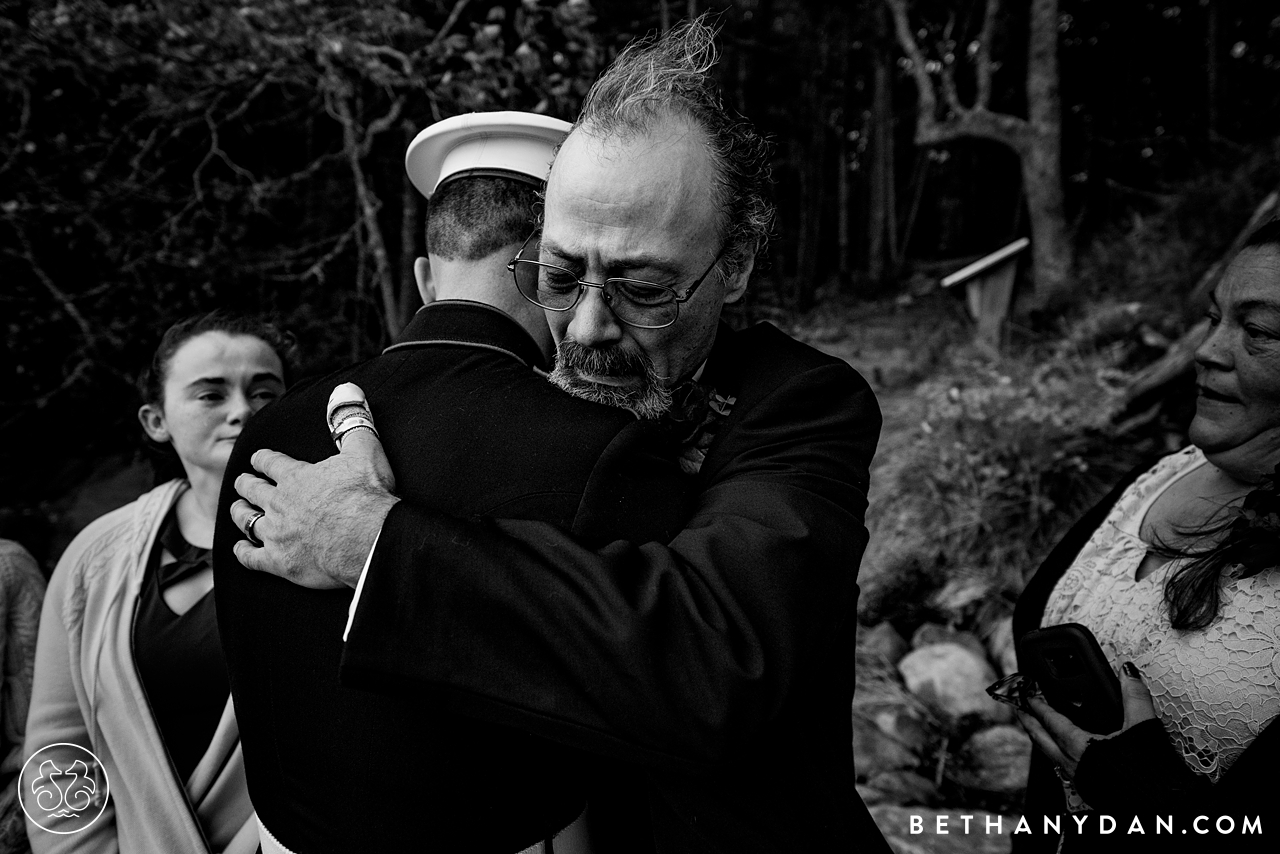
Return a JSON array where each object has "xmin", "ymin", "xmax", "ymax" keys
[
  {"xmin": 928, "ymin": 576, "xmax": 995, "ymax": 622},
  {"xmin": 911, "ymin": 623, "xmax": 988, "ymax": 661},
  {"xmin": 898, "ymin": 643, "xmax": 1010, "ymax": 724},
  {"xmin": 982, "ymin": 615, "xmax": 1019, "ymax": 677},
  {"xmin": 871, "ymin": 806, "xmax": 1021, "ymax": 854},
  {"xmin": 860, "ymin": 621, "xmax": 911, "ymax": 666},
  {"xmin": 852, "ymin": 712, "xmax": 919, "ymax": 780},
  {"xmin": 871, "ymin": 706, "xmax": 933, "ymax": 759},
  {"xmin": 860, "ymin": 770, "xmax": 940, "ymax": 807},
  {"xmin": 953, "ymin": 725, "xmax": 1032, "ymax": 794}
]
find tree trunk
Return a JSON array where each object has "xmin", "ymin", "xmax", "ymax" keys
[
  {"xmin": 837, "ymin": 125, "xmax": 850, "ymax": 282},
  {"xmin": 885, "ymin": 0, "xmax": 1074, "ymax": 309},
  {"xmin": 1023, "ymin": 0, "xmax": 1072, "ymax": 309},
  {"xmin": 1206, "ymin": 0, "xmax": 1219, "ymax": 141},
  {"xmin": 794, "ymin": 115, "xmax": 824, "ymax": 309},
  {"xmin": 867, "ymin": 9, "xmax": 894, "ymax": 284},
  {"xmin": 1021, "ymin": 133, "xmax": 1072, "ymax": 309}
]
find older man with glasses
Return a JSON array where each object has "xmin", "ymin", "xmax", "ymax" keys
[{"xmin": 228, "ymin": 17, "xmax": 888, "ymax": 854}]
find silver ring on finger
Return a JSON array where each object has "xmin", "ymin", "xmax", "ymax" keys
[{"xmin": 244, "ymin": 511, "xmax": 266, "ymax": 548}]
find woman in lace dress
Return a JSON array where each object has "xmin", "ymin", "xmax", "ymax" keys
[
  {"xmin": 1011, "ymin": 220, "xmax": 1280, "ymax": 853},
  {"xmin": 24, "ymin": 312, "xmax": 291, "ymax": 853}
]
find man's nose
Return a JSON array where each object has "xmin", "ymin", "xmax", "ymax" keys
[{"xmin": 567, "ymin": 286, "xmax": 624, "ymax": 348}]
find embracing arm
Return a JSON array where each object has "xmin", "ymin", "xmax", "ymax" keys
[{"xmin": 341, "ymin": 361, "xmax": 880, "ymax": 764}]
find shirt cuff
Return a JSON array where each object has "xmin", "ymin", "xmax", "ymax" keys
[{"xmin": 343, "ymin": 527, "xmax": 382, "ymax": 642}]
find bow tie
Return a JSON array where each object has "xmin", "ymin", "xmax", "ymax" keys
[{"xmin": 663, "ymin": 379, "xmax": 736, "ymax": 475}]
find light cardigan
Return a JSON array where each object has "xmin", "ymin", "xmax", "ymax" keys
[{"xmin": 25, "ymin": 480, "xmax": 258, "ymax": 853}]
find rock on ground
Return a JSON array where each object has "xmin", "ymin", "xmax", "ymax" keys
[
  {"xmin": 898, "ymin": 642, "xmax": 1011, "ymax": 725},
  {"xmin": 853, "ymin": 712, "xmax": 920, "ymax": 779},
  {"xmin": 911, "ymin": 623, "xmax": 988, "ymax": 661},
  {"xmin": 860, "ymin": 621, "xmax": 912, "ymax": 666},
  {"xmin": 981, "ymin": 616, "xmax": 1019, "ymax": 678},
  {"xmin": 953, "ymin": 725, "xmax": 1032, "ymax": 795},
  {"xmin": 858, "ymin": 770, "xmax": 941, "ymax": 807}
]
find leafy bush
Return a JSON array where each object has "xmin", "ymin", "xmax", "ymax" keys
[
  {"xmin": 861, "ymin": 337, "xmax": 1160, "ymax": 628},
  {"xmin": 1076, "ymin": 142, "xmax": 1280, "ymax": 315}
]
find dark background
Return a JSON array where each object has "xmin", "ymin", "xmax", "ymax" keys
[{"xmin": 4, "ymin": 0, "xmax": 1280, "ymax": 568}]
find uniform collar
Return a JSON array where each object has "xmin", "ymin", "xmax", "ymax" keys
[{"xmin": 384, "ymin": 301, "xmax": 550, "ymax": 372}]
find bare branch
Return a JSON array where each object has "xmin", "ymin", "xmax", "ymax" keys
[
  {"xmin": 0, "ymin": 85, "xmax": 32, "ymax": 178},
  {"xmin": 885, "ymin": 0, "xmax": 1030, "ymax": 152},
  {"xmin": 360, "ymin": 97, "xmax": 405, "ymax": 157},
  {"xmin": 430, "ymin": 0, "xmax": 474, "ymax": 49},
  {"xmin": 299, "ymin": 223, "xmax": 362, "ymax": 285},
  {"xmin": 884, "ymin": 0, "xmax": 938, "ymax": 132},
  {"xmin": 222, "ymin": 76, "xmax": 274, "ymax": 124},
  {"xmin": 354, "ymin": 42, "xmax": 414, "ymax": 78},
  {"xmin": 975, "ymin": 0, "xmax": 1001, "ymax": 108},
  {"xmin": 915, "ymin": 106, "xmax": 1029, "ymax": 152},
  {"xmin": 332, "ymin": 86, "xmax": 401, "ymax": 339},
  {"xmin": 940, "ymin": 63, "xmax": 963, "ymax": 116},
  {"xmin": 8, "ymin": 228, "xmax": 118, "ymax": 350}
]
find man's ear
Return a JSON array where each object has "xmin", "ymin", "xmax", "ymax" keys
[
  {"xmin": 414, "ymin": 257, "xmax": 435, "ymax": 305},
  {"xmin": 138, "ymin": 404, "xmax": 169, "ymax": 443},
  {"xmin": 721, "ymin": 252, "xmax": 755, "ymax": 305}
]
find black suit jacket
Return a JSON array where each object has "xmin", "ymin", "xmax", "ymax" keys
[
  {"xmin": 341, "ymin": 321, "xmax": 892, "ymax": 853},
  {"xmin": 213, "ymin": 302, "xmax": 691, "ymax": 853}
]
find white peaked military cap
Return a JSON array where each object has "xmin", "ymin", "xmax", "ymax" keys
[{"xmin": 405, "ymin": 111, "xmax": 572, "ymax": 198}]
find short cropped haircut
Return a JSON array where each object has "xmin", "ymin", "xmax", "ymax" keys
[
  {"xmin": 426, "ymin": 176, "xmax": 542, "ymax": 261},
  {"xmin": 574, "ymin": 15, "xmax": 775, "ymax": 277}
]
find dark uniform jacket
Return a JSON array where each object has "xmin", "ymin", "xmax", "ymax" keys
[
  {"xmin": 339, "ymin": 318, "xmax": 891, "ymax": 853},
  {"xmin": 213, "ymin": 301, "xmax": 691, "ymax": 852}
]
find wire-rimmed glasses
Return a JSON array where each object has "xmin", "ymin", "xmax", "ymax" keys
[{"xmin": 507, "ymin": 231, "xmax": 726, "ymax": 330}]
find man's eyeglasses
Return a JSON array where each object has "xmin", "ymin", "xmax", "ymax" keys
[{"xmin": 508, "ymin": 232, "xmax": 727, "ymax": 330}]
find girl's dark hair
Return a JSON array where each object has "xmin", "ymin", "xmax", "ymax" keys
[
  {"xmin": 1159, "ymin": 217, "xmax": 1280, "ymax": 630},
  {"xmin": 139, "ymin": 311, "xmax": 296, "ymax": 483}
]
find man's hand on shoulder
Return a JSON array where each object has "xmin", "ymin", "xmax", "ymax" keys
[{"xmin": 231, "ymin": 425, "xmax": 399, "ymax": 589}]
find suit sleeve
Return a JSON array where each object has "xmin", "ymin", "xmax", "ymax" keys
[{"xmin": 341, "ymin": 361, "xmax": 880, "ymax": 764}]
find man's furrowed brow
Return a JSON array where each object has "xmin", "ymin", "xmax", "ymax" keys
[
  {"xmin": 539, "ymin": 238, "xmax": 579, "ymax": 264},
  {"xmin": 540, "ymin": 239, "xmax": 681, "ymax": 277},
  {"xmin": 1235, "ymin": 298, "xmax": 1280, "ymax": 316}
]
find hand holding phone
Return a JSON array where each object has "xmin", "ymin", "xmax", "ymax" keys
[{"xmin": 1017, "ymin": 623, "xmax": 1123, "ymax": 734}]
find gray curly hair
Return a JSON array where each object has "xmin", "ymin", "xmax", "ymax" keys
[{"xmin": 572, "ymin": 16, "xmax": 775, "ymax": 280}]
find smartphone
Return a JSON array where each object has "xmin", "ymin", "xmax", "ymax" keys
[{"xmin": 1017, "ymin": 623, "xmax": 1123, "ymax": 734}]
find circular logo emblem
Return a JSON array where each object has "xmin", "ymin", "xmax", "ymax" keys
[{"xmin": 18, "ymin": 743, "xmax": 111, "ymax": 835}]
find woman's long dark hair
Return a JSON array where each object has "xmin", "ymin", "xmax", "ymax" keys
[
  {"xmin": 139, "ymin": 311, "xmax": 296, "ymax": 484},
  {"xmin": 1159, "ymin": 218, "xmax": 1280, "ymax": 630}
]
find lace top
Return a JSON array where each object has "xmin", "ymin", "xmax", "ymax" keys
[{"xmin": 1042, "ymin": 446, "xmax": 1280, "ymax": 783}]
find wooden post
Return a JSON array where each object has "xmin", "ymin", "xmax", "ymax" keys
[{"xmin": 941, "ymin": 237, "xmax": 1030, "ymax": 348}]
